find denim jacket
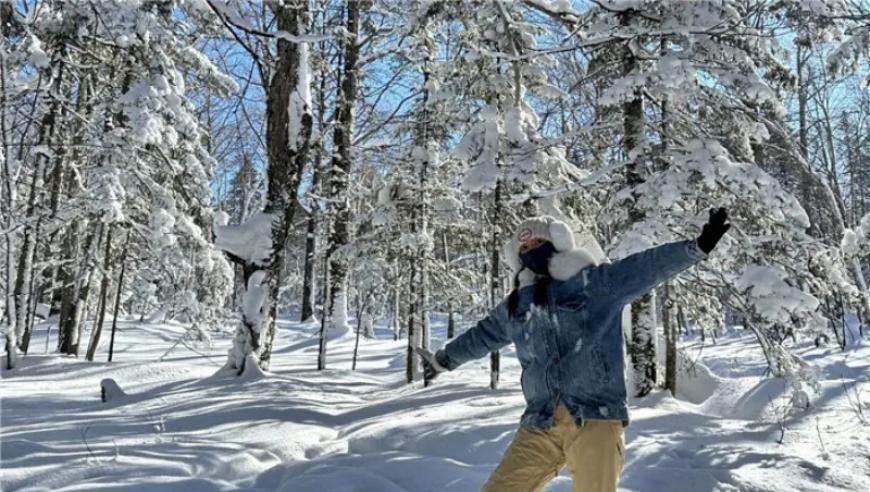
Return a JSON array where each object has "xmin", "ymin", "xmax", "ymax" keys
[{"xmin": 439, "ymin": 239, "xmax": 708, "ymax": 429}]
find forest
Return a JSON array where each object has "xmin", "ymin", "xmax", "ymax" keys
[{"xmin": 2, "ymin": 1, "xmax": 870, "ymax": 490}]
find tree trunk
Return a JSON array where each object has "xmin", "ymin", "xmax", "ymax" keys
[
  {"xmin": 797, "ymin": 42, "xmax": 808, "ymax": 160},
  {"xmin": 300, "ymin": 18, "xmax": 329, "ymax": 323},
  {"xmin": 352, "ymin": 291, "xmax": 364, "ymax": 370},
  {"xmin": 317, "ymin": 256, "xmax": 330, "ymax": 370},
  {"xmin": 68, "ymin": 226, "xmax": 100, "ymax": 356},
  {"xmin": 12, "ymin": 155, "xmax": 44, "ymax": 352},
  {"xmin": 443, "ymin": 233, "xmax": 455, "ymax": 339},
  {"xmin": 259, "ymin": 1, "xmax": 314, "ymax": 371},
  {"xmin": 447, "ymin": 304, "xmax": 455, "ymax": 339},
  {"xmin": 301, "ymin": 209, "xmax": 319, "ymax": 322},
  {"xmin": 660, "ymin": 44, "xmax": 676, "ymax": 397},
  {"xmin": 663, "ymin": 282, "xmax": 677, "ymax": 396},
  {"xmin": 620, "ymin": 11, "xmax": 656, "ymax": 398},
  {"xmin": 417, "ymin": 39, "xmax": 434, "ymax": 359},
  {"xmin": 86, "ymin": 224, "xmax": 113, "ymax": 360},
  {"xmin": 392, "ymin": 273, "xmax": 401, "ymax": 341},
  {"xmin": 13, "ymin": 58, "xmax": 65, "ymax": 351},
  {"xmin": 107, "ymin": 233, "xmax": 129, "ymax": 362},
  {"xmin": 489, "ymin": 179, "xmax": 504, "ymax": 390},
  {"xmin": 57, "ymin": 219, "xmax": 87, "ymax": 355},
  {"xmin": 224, "ymin": 1, "xmax": 312, "ymax": 375},
  {"xmin": 325, "ymin": 0, "xmax": 365, "ymax": 340},
  {"xmin": 406, "ymin": 260, "xmax": 418, "ymax": 383}
]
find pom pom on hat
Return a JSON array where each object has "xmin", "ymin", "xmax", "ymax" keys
[{"xmin": 547, "ymin": 219, "xmax": 575, "ymax": 252}]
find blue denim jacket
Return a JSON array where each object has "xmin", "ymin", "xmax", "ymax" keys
[{"xmin": 439, "ymin": 239, "xmax": 707, "ymax": 429}]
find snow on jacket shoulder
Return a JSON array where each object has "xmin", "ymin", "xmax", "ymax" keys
[{"xmin": 440, "ymin": 239, "xmax": 707, "ymax": 430}]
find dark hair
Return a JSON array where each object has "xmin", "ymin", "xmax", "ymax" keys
[{"xmin": 507, "ymin": 269, "xmax": 550, "ymax": 319}]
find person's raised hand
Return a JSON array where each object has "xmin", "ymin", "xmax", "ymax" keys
[{"xmin": 697, "ymin": 207, "xmax": 731, "ymax": 254}]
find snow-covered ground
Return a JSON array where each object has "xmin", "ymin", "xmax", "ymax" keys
[{"xmin": 2, "ymin": 314, "xmax": 869, "ymax": 491}]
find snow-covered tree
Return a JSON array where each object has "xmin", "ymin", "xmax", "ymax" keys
[{"xmin": 212, "ymin": 0, "xmax": 313, "ymax": 375}]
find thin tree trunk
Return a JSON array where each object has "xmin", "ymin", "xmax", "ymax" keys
[
  {"xmin": 663, "ymin": 282, "xmax": 677, "ymax": 396},
  {"xmin": 57, "ymin": 219, "xmax": 85, "ymax": 354},
  {"xmin": 21, "ymin": 214, "xmax": 44, "ymax": 353},
  {"xmin": 301, "ymin": 210, "xmax": 319, "ymax": 322},
  {"xmin": 489, "ymin": 179, "xmax": 503, "ymax": 390},
  {"xmin": 12, "ymin": 161, "xmax": 43, "ymax": 351},
  {"xmin": 797, "ymin": 41, "xmax": 808, "ymax": 160},
  {"xmin": 317, "ymin": 254, "xmax": 330, "ymax": 370},
  {"xmin": 406, "ymin": 260, "xmax": 418, "ymax": 383},
  {"xmin": 1, "ymin": 27, "xmax": 15, "ymax": 344},
  {"xmin": 69, "ymin": 224, "xmax": 101, "ymax": 355},
  {"xmin": 87, "ymin": 225, "xmax": 113, "ymax": 360},
  {"xmin": 300, "ymin": 14, "xmax": 328, "ymax": 323},
  {"xmin": 443, "ymin": 233, "xmax": 455, "ymax": 338},
  {"xmin": 107, "ymin": 234, "xmax": 129, "ymax": 363},
  {"xmin": 14, "ymin": 58, "xmax": 64, "ymax": 350},
  {"xmin": 392, "ymin": 272, "xmax": 401, "ymax": 341},
  {"xmin": 352, "ymin": 291, "xmax": 364, "ymax": 370},
  {"xmin": 820, "ymin": 101, "xmax": 850, "ymax": 227},
  {"xmin": 660, "ymin": 45, "xmax": 676, "ymax": 397}
]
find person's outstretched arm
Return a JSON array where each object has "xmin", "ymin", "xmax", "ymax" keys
[
  {"xmin": 438, "ymin": 300, "xmax": 511, "ymax": 370},
  {"xmin": 587, "ymin": 208, "xmax": 730, "ymax": 305},
  {"xmin": 417, "ymin": 300, "xmax": 512, "ymax": 382},
  {"xmin": 588, "ymin": 238, "xmax": 707, "ymax": 304}
]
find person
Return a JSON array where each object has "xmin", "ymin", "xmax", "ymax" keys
[{"xmin": 416, "ymin": 208, "xmax": 731, "ymax": 492}]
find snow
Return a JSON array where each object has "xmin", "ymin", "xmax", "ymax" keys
[
  {"xmin": 329, "ymin": 290, "xmax": 352, "ymax": 335},
  {"xmin": 2, "ymin": 316, "xmax": 869, "ymax": 491},
  {"xmin": 735, "ymin": 265, "xmax": 821, "ymax": 324},
  {"xmin": 242, "ymin": 270, "xmax": 267, "ymax": 324},
  {"xmin": 25, "ymin": 35, "xmax": 50, "ymax": 69},
  {"xmin": 287, "ymin": 23, "xmax": 312, "ymax": 152},
  {"xmin": 214, "ymin": 212, "xmax": 274, "ymax": 266}
]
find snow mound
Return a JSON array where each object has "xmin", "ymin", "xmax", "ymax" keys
[
  {"xmin": 101, "ymin": 378, "xmax": 129, "ymax": 403},
  {"xmin": 676, "ymin": 355, "xmax": 722, "ymax": 405}
]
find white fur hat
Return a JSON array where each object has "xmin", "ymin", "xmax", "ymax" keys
[
  {"xmin": 503, "ymin": 215, "xmax": 600, "ymax": 285},
  {"xmin": 513, "ymin": 215, "xmax": 576, "ymax": 252}
]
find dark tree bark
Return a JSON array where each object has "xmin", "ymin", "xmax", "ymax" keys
[
  {"xmin": 57, "ymin": 220, "xmax": 88, "ymax": 355},
  {"xmin": 221, "ymin": 0, "xmax": 312, "ymax": 374},
  {"xmin": 107, "ymin": 232, "xmax": 129, "ymax": 362},
  {"xmin": 406, "ymin": 259, "xmax": 417, "ymax": 383},
  {"xmin": 85, "ymin": 225, "xmax": 113, "ymax": 359},
  {"xmin": 663, "ymin": 282, "xmax": 677, "ymax": 397},
  {"xmin": 300, "ymin": 26, "xmax": 328, "ymax": 323},
  {"xmin": 12, "ymin": 92, "xmax": 59, "ymax": 353},
  {"xmin": 258, "ymin": 1, "xmax": 314, "ymax": 370},
  {"xmin": 618, "ymin": 10, "xmax": 657, "ymax": 398},
  {"xmin": 489, "ymin": 179, "xmax": 504, "ymax": 390},
  {"xmin": 325, "ymin": 0, "xmax": 365, "ymax": 343}
]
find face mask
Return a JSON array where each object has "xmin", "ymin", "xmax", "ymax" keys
[{"xmin": 519, "ymin": 241, "xmax": 556, "ymax": 276}]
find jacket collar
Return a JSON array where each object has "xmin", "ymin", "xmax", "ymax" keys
[{"xmin": 507, "ymin": 244, "xmax": 600, "ymax": 288}]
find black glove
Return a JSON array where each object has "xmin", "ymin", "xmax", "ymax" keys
[
  {"xmin": 415, "ymin": 347, "xmax": 448, "ymax": 383},
  {"xmin": 697, "ymin": 207, "xmax": 731, "ymax": 254}
]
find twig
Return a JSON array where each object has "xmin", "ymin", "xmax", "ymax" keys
[
  {"xmin": 815, "ymin": 416, "xmax": 829, "ymax": 459},
  {"xmin": 842, "ymin": 374, "xmax": 868, "ymax": 425},
  {"xmin": 80, "ymin": 423, "xmax": 99, "ymax": 462},
  {"xmin": 769, "ymin": 394, "xmax": 786, "ymax": 444}
]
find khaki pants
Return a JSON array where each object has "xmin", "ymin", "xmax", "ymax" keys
[{"xmin": 482, "ymin": 405, "xmax": 625, "ymax": 492}]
